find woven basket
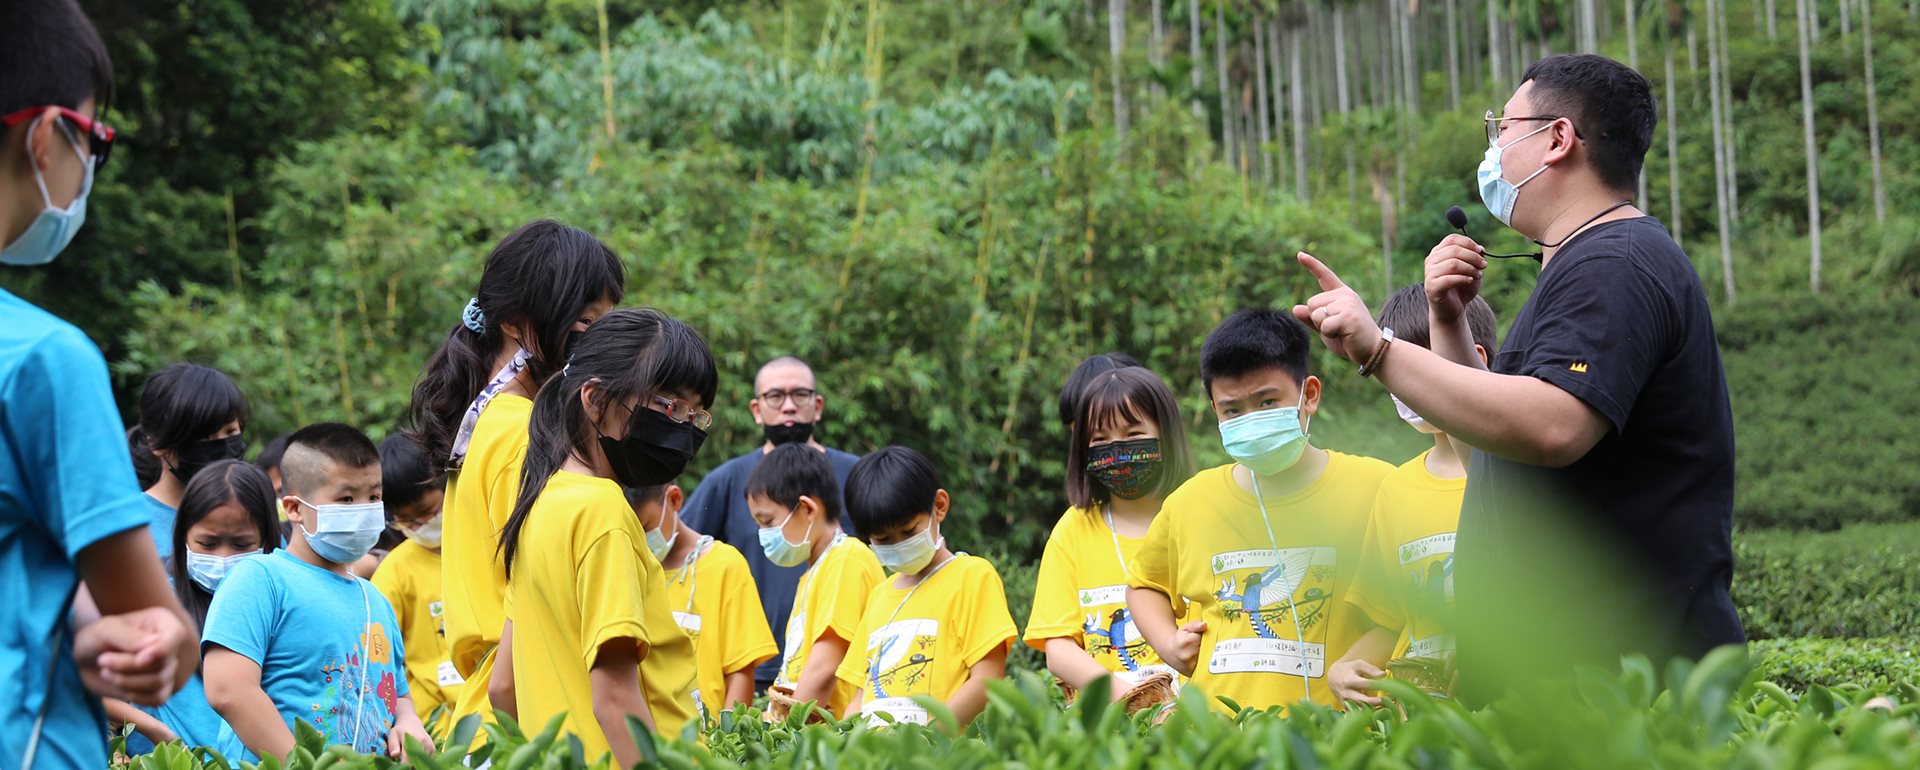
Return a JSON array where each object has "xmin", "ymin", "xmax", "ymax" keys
[
  {"xmin": 763, "ymin": 685, "xmax": 832, "ymax": 724},
  {"xmin": 1120, "ymin": 671, "xmax": 1178, "ymax": 715}
]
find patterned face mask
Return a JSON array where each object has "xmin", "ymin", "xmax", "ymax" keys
[{"xmin": 1086, "ymin": 438, "xmax": 1163, "ymax": 500}]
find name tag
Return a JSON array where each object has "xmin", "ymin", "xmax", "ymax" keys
[
  {"xmin": 1078, "ymin": 584, "xmax": 1128, "ymax": 607},
  {"xmin": 437, "ymin": 660, "xmax": 467, "ymax": 687},
  {"xmin": 861, "ymin": 697, "xmax": 931, "ymax": 727},
  {"xmin": 673, "ymin": 611, "xmax": 703, "ymax": 635}
]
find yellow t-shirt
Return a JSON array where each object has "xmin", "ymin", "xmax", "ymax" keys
[
  {"xmin": 371, "ymin": 540, "xmax": 460, "ymax": 730},
  {"xmin": 1130, "ymin": 453, "xmax": 1393, "ymax": 712},
  {"xmin": 773, "ymin": 534, "xmax": 883, "ymax": 716},
  {"xmin": 440, "ymin": 393, "xmax": 531, "ymax": 732},
  {"xmin": 1024, "ymin": 506, "xmax": 1169, "ymax": 679},
  {"xmin": 834, "ymin": 554, "xmax": 1018, "ymax": 726},
  {"xmin": 1346, "ymin": 450, "xmax": 1464, "ymax": 661},
  {"xmin": 504, "ymin": 471, "xmax": 699, "ymax": 758},
  {"xmin": 661, "ymin": 537, "xmax": 778, "ymax": 721}
]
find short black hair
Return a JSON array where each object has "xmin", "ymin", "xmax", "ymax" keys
[
  {"xmin": 844, "ymin": 446, "xmax": 940, "ymax": 538},
  {"xmin": 281, "ymin": 423, "xmax": 380, "ymax": 499},
  {"xmin": 135, "ymin": 363, "xmax": 248, "ymax": 453},
  {"xmin": 1057, "ymin": 352, "xmax": 1142, "ymax": 426},
  {"xmin": 255, "ymin": 432, "xmax": 291, "ymax": 472},
  {"xmin": 379, "ymin": 432, "xmax": 443, "ymax": 513},
  {"xmin": 1374, "ymin": 284, "xmax": 1499, "ymax": 352},
  {"xmin": 1519, "ymin": 54, "xmax": 1656, "ymax": 193},
  {"xmin": 0, "ymin": 0, "xmax": 114, "ymax": 117},
  {"xmin": 1200, "ymin": 308, "xmax": 1313, "ymax": 398},
  {"xmin": 744, "ymin": 444, "xmax": 843, "ymax": 525}
]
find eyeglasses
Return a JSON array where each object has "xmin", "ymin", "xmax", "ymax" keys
[
  {"xmin": 2, "ymin": 106, "xmax": 115, "ymax": 168},
  {"xmin": 647, "ymin": 394, "xmax": 714, "ymax": 431},
  {"xmin": 756, "ymin": 388, "xmax": 817, "ymax": 406},
  {"xmin": 1484, "ymin": 110, "xmax": 1561, "ymax": 145}
]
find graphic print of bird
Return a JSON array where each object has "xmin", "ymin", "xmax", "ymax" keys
[
  {"xmin": 1213, "ymin": 550, "xmax": 1316, "ymax": 639},
  {"xmin": 868, "ymin": 635, "xmax": 901, "ymax": 698},
  {"xmin": 1083, "ymin": 607, "xmax": 1144, "ymax": 671}
]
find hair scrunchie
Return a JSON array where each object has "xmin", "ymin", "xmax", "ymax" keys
[{"xmin": 462, "ymin": 297, "xmax": 487, "ymax": 333}]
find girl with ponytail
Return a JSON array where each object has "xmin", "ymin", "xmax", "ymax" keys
[
  {"xmin": 485, "ymin": 308, "xmax": 716, "ymax": 765},
  {"xmin": 405, "ymin": 220, "xmax": 624, "ymax": 739}
]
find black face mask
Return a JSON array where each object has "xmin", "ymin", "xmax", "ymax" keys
[
  {"xmin": 600, "ymin": 407, "xmax": 707, "ymax": 487},
  {"xmin": 171, "ymin": 434, "xmax": 248, "ymax": 483},
  {"xmin": 763, "ymin": 421, "xmax": 814, "ymax": 447}
]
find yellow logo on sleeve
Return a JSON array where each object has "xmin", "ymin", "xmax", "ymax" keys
[{"xmin": 1570, "ymin": 361, "xmax": 1590, "ymax": 373}]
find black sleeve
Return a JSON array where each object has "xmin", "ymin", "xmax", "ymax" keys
[
  {"xmin": 1511, "ymin": 256, "xmax": 1675, "ymax": 433},
  {"xmin": 681, "ymin": 461, "xmax": 733, "ymax": 539}
]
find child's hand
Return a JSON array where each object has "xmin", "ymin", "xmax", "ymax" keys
[
  {"xmin": 386, "ymin": 718, "xmax": 435, "ymax": 758},
  {"xmin": 1169, "ymin": 621, "xmax": 1207, "ymax": 677},
  {"xmin": 77, "ymin": 607, "xmax": 192, "ymax": 706},
  {"xmin": 1328, "ymin": 659, "xmax": 1385, "ymax": 707}
]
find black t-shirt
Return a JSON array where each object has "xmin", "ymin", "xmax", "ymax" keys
[
  {"xmin": 1455, "ymin": 216, "xmax": 1742, "ymax": 700},
  {"xmin": 681, "ymin": 445, "xmax": 862, "ymax": 684}
]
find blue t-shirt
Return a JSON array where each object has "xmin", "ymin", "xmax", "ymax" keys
[
  {"xmin": 134, "ymin": 675, "xmax": 224, "ymax": 750},
  {"xmin": 0, "ymin": 288, "xmax": 153, "ymax": 770},
  {"xmin": 681, "ymin": 445, "xmax": 859, "ymax": 684},
  {"xmin": 202, "ymin": 550, "xmax": 409, "ymax": 761},
  {"xmin": 145, "ymin": 494, "xmax": 177, "ymax": 561}
]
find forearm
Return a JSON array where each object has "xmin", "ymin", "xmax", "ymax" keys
[
  {"xmin": 210, "ymin": 684, "xmax": 293, "ymax": 759},
  {"xmin": 1337, "ymin": 626, "xmax": 1400, "ymax": 668},
  {"xmin": 723, "ymin": 670, "xmax": 754, "ymax": 710},
  {"xmin": 1428, "ymin": 310, "xmax": 1485, "ymax": 370},
  {"xmin": 1126, "ymin": 588, "xmax": 1180, "ymax": 662},
  {"xmin": 1041, "ymin": 638, "xmax": 1115, "ymax": 692},
  {"xmin": 1376, "ymin": 343, "xmax": 1596, "ymax": 466},
  {"xmin": 945, "ymin": 649, "xmax": 1006, "ymax": 729},
  {"xmin": 792, "ymin": 635, "xmax": 849, "ymax": 706},
  {"xmin": 105, "ymin": 698, "xmax": 174, "ymax": 743},
  {"xmin": 488, "ymin": 622, "xmax": 517, "ymax": 719},
  {"xmin": 78, "ymin": 529, "xmax": 199, "ymax": 692},
  {"xmin": 590, "ymin": 681, "xmax": 653, "ymax": 768}
]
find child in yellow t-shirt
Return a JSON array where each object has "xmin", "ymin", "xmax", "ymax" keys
[
  {"xmin": 627, "ymin": 482, "xmax": 777, "ymax": 721},
  {"xmin": 370, "ymin": 433, "xmax": 460, "ymax": 733},
  {"xmin": 745, "ymin": 444, "xmax": 882, "ymax": 717},
  {"xmin": 1027, "ymin": 363, "xmax": 1197, "ymax": 695},
  {"xmin": 1329, "ymin": 286, "xmax": 1498, "ymax": 706},
  {"xmin": 1128, "ymin": 308, "xmax": 1393, "ymax": 714},
  {"xmin": 488, "ymin": 309, "xmax": 709, "ymax": 767},
  {"xmin": 835, "ymin": 447, "xmax": 1018, "ymax": 729}
]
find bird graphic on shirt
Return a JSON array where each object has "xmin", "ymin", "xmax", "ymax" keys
[
  {"xmin": 1084, "ymin": 607, "xmax": 1144, "ymax": 671},
  {"xmin": 1214, "ymin": 550, "xmax": 1316, "ymax": 639},
  {"xmin": 869, "ymin": 635, "xmax": 900, "ymax": 698}
]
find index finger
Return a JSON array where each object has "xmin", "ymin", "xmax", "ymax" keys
[{"xmin": 1296, "ymin": 252, "xmax": 1346, "ymax": 292}]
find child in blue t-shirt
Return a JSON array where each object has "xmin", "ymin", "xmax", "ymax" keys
[{"xmin": 202, "ymin": 424, "xmax": 433, "ymax": 761}]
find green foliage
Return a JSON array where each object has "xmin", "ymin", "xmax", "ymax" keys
[
  {"xmin": 1717, "ymin": 295, "xmax": 1920, "ymax": 529},
  {"xmin": 1734, "ymin": 521, "xmax": 1920, "ymax": 639},
  {"xmin": 1753, "ymin": 637, "xmax": 1920, "ymax": 693},
  {"xmin": 120, "ymin": 650, "xmax": 1920, "ymax": 770}
]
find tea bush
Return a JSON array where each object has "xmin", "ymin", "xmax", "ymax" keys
[
  {"xmin": 1753, "ymin": 637, "xmax": 1920, "ymax": 692},
  {"xmin": 1734, "ymin": 520, "xmax": 1920, "ymax": 639},
  {"xmin": 116, "ymin": 647, "xmax": 1920, "ymax": 770}
]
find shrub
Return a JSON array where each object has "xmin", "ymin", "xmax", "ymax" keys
[
  {"xmin": 1734, "ymin": 521, "xmax": 1920, "ymax": 639},
  {"xmin": 1753, "ymin": 637, "xmax": 1920, "ymax": 693}
]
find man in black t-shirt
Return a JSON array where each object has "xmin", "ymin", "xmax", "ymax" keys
[
  {"xmin": 1290, "ymin": 54, "xmax": 1741, "ymax": 703},
  {"xmin": 682, "ymin": 356, "xmax": 862, "ymax": 692}
]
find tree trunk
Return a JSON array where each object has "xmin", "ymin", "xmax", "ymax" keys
[
  {"xmin": 1254, "ymin": 18, "xmax": 1276, "ymax": 183},
  {"xmin": 1808, "ymin": 0, "xmax": 1821, "ymax": 40},
  {"xmin": 1190, "ymin": 0, "xmax": 1206, "ymax": 119},
  {"xmin": 1445, "ymin": 0, "xmax": 1461, "ymax": 108},
  {"xmin": 1289, "ymin": 22, "xmax": 1311, "ymax": 200},
  {"xmin": 1110, "ymin": 0, "xmax": 1128, "ymax": 140},
  {"xmin": 1151, "ymin": 0, "xmax": 1167, "ymax": 100},
  {"xmin": 1581, "ymin": 0, "xmax": 1600, "ymax": 49},
  {"xmin": 1216, "ymin": 1, "xmax": 1236, "ymax": 168},
  {"xmin": 1840, "ymin": 0, "xmax": 1851, "ymax": 37},
  {"xmin": 1268, "ymin": 18, "xmax": 1290, "ymax": 193},
  {"xmin": 1628, "ymin": 0, "xmax": 1647, "ymax": 205},
  {"xmin": 1796, "ymin": 0, "xmax": 1823, "ymax": 292},
  {"xmin": 1665, "ymin": 42, "xmax": 1683, "ymax": 248},
  {"xmin": 1400, "ymin": 0, "xmax": 1421, "ymax": 113},
  {"xmin": 1487, "ymin": 0, "xmax": 1504, "ymax": 88},
  {"xmin": 1766, "ymin": 0, "xmax": 1778, "ymax": 35},
  {"xmin": 1863, "ymin": 0, "xmax": 1886, "ymax": 222},
  {"xmin": 1706, "ymin": 0, "xmax": 1735, "ymax": 305},
  {"xmin": 1716, "ymin": 0, "xmax": 1738, "ymax": 220},
  {"xmin": 1334, "ymin": 2, "xmax": 1353, "ymax": 112}
]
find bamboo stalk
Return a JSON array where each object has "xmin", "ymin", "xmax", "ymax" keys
[
  {"xmin": 225, "ymin": 187, "xmax": 241, "ymax": 290},
  {"xmin": 828, "ymin": 0, "xmax": 886, "ymax": 334},
  {"xmin": 597, "ymin": 0, "xmax": 617, "ymax": 141},
  {"xmin": 332, "ymin": 308, "xmax": 357, "ymax": 423},
  {"xmin": 989, "ymin": 234, "xmax": 1054, "ymax": 477}
]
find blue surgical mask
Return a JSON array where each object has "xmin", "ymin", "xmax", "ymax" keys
[
  {"xmin": 185, "ymin": 549, "xmax": 261, "ymax": 592},
  {"xmin": 758, "ymin": 507, "xmax": 813, "ymax": 568},
  {"xmin": 0, "ymin": 116, "xmax": 92, "ymax": 266},
  {"xmin": 294, "ymin": 498, "xmax": 386, "ymax": 565},
  {"xmin": 1219, "ymin": 396, "xmax": 1313, "ymax": 476},
  {"xmin": 872, "ymin": 520, "xmax": 942, "ymax": 575},
  {"xmin": 1476, "ymin": 122, "xmax": 1554, "ymax": 227},
  {"xmin": 646, "ymin": 507, "xmax": 680, "ymax": 563}
]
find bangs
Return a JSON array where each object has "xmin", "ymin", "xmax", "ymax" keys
[{"xmin": 634, "ymin": 321, "xmax": 719, "ymax": 408}]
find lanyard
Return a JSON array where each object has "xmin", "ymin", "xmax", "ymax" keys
[
  {"xmin": 1101, "ymin": 507, "xmax": 1132, "ymax": 581},
  {"xmin": 1244, "ymin": 465, "xmax": 1315, "ymax": 698},
  {"xmin": 448, "ymin": 348, "xmax": 529, "ymax": 469},
  {"xmin": 795, "ymin": 531, "xmax": 849, "ymax": 604},
  {"xmin": 880, "ymin": 551, "xmax": 959, "ymax": 629},
  {"xmin": 667, "ymin": 536, "xmax": 715, "ymax": 614}
]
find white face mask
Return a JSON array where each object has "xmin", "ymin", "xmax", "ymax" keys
[
  {"xmin": 402, "ymin": 513, "xmax": 444, "ymax": 548},
  {"xmin": 872, "ymin": 520, "xmax": 943, "ymax": 575},
  {"xmin": 185, "ymin": 549, "xmax": 262, "ymax": 592},
  {"xmin": 1392, "ymin": 395, "xmax": 1443, "ymax": 434},
  {"xmin": 646, "ymin": 505, "xmax": 681, "ymax": 563}
]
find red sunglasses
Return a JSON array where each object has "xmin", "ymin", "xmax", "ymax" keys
[{"xmin": 2, "ymin": 106, "xmax": 116, "ymax": 168}]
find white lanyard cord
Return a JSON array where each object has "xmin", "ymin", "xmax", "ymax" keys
[
  {"xmin": 353, "ymin": 577, "xmax": 373, "ymax": 750},
  {"xmin": 669, "ymin": 537, "xmax": 713, "ymax": 614},
  {"xmin": 1246, "ymin": 465, "xmax": 1314, "ymax": 701},
  {"xmin": 1102, "ymin": 507, "xmax": 1132, "ymax": 580},
  {"xmin": 880, "ymin": 552, "xmax": 958, "ymax": 631},
  {"xmin": 796, "ymin": 531, "xmax": 848, "ymax": 605}
]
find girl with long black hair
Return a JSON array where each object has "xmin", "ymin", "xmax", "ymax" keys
[{"xmin": 131, "ymin": 363, "xmax": 249, "ymax": 561}]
